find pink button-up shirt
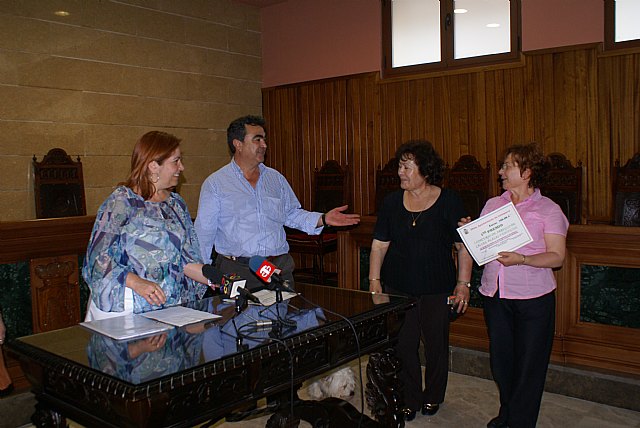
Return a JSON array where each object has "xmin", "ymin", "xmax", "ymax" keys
[{"xmin": 479, "ymin": 189, "xmax": 569, "ymax": 300}]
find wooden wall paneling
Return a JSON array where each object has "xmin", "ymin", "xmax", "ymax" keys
[
  {"xmin": 503, "ymin": 67, "xmax": 525, "ymax": 150},
  {"xmin": 561, "ymin": 225, "xmax": 640, "ymax": 374},
  {"xmin": 346, "ymin": 74, "xmax": 378, "ymax": 215},
  {"xmin": 635, "ymin": 55, "xmax": 640, "ymax": 153},
  {"xmin": 490, "ymin": 69, "xmax": 508, "ymax": 161},
  {"xmin": 592, "ymin": 55, "xmax": 613, "ymax": 223},
  {"xmin": 422, "ymin": 78, "xmax": 435, "ymax": 154},
  {"xmin": 483, "ymin": 71, "xmax": 500, "ymax": 195},
  {"xmin": 436, "ymin": 76, "xmax": 451, "ymax": 159},
  {"xmin": 614, "ymin": 54, "xmax": 640, "ymax": 160},
  {"xmin": 594, "ymin": 52, "xmax": 640, "ymax": 222},
  {"xmin": 557, "ymin": 50, "xmax": 574, "ymax": 157},
  {"xmin": 523, "ymin": 55, "xmax": 539, "ymax": 145},
  {"xmin": 540, "ymin": 53, "xmax": 556, "ymax": 151},
  {"xmin": 262, "ymin": 44, "xmax": 640, "ymax": 231},
  {"xmin": 449, "ymin": 74, "xmax": 465, "ymax": 162},
  {"xmin": 409, "ymin": 79, "xmax": 424, "ymax": 144},
  {"xmin": 470, "ymin": 73, "xmax": 487, "ymax": 166},
  {"xmin": 0, "ymin": 216, "xmax": 95, "ymax": 263},
  {"xmin": 577, "ymin": 48, "xmax": 598, "ymax": 224}
]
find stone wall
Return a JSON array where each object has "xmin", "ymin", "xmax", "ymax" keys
[{"xmin": 0, "ymin": 0, "xmax": 262, "ymax": 220}]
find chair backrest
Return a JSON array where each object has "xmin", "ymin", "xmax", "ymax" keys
[
  {"xmin": 33, "ymin": 148, "xmax": 86, "ymax": 219},
  {"xmin": 374, "ymin": 158, "xmax": 400, "ymax": 214},
  {"xmin": 539, "ymin": 152, "xmax": 583, "ymax": 224},
  {"xmin": 612, "ymin": 152, "xmax": 640, "ymax": 226},
  {"xmin": 443, "ymin": 155, "xmax": 491, "ymax": 219},
  {"xmin": 314, "ymin": 160, "xmax": 349, "ymax": 213}
]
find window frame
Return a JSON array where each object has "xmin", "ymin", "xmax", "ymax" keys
[
  {"xmin": 604, "ymin": 0, "xmax": 640, "ymax": 51},
  {"xmin": 381, "ymin": 0, "xmax": 521, "ymax": 78}
]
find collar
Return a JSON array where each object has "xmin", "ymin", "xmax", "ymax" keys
[{"xmin": 500, "ymin": 188, "xmax": 541, "ymax": 204}]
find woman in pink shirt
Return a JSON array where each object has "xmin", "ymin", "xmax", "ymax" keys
[{"xmin": 481, "ymin": 144, "xmax": 569, "ymax": 428}]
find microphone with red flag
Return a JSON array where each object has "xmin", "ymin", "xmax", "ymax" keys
[{"xmin": 248, "ymin": 256, "xmax": 295, "ymax": 293}]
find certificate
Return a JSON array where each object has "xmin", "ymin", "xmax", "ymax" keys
[{"xmin": 456, "ymin": 202, "xmax": 532, "ymax": 266}]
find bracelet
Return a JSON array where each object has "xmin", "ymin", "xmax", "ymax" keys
[
  {"xmin": 322, "ymin": 213, "xmax": 328, "ymax": 227},
  {"xmin": 518, "ymin": 254, "xmax": 526, "ymax": 266},
  {"xmin": 369, "ymin": 278, "xmax": 380, "ymax": 281},
  {"xmin": 456, "ymin": 280, "xmax": 471, "ymax": 288}
]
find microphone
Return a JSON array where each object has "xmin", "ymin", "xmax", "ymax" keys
[
  {"xmin": 201, "ymin": 265, "xmax": 260, "ymax": 304},
  {"xmin": 248, "ymin": 256, "xmax": 295, "ymax": 293},
  {"xmin": 220, "ymin": 274, "xmax": 261, "ymax": 304}
]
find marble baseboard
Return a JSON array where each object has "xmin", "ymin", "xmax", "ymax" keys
[{"xmin": 448, "ymin": 346, "xmax": 640, "ymax": 413}]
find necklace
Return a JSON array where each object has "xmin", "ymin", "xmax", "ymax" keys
[
  {"xmin": 411, "ymin": 210, "xmax": 425, "ymax": 227},
  {"xmin": 407, "ymin": 185, "xmax": 432, "ymax": 227}
]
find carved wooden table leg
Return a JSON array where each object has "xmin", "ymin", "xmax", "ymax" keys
[
  {"xmin": 32, "ymin": 402, "xmax": 67, "ymax": 428},
  {"xmin": 365, "ymin": 349, "xmax": 404, "ymax": 428}
]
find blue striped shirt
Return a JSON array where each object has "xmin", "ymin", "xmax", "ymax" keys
[{"xmin": 194, "ymin": 159, "xmax": 322, "ymax": 262}]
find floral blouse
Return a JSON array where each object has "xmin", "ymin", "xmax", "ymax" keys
[{"xmin": 83, "ymin": 186, "xmax": 207, "ymax": 314}]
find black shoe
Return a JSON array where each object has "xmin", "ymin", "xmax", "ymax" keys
[
  {"xmin": 487, "ymin": 416, "xmax": 508, "ymax": 428},
  {"xmin": 0, "ymin": 384, "xmax": 14, "ymax": 398},
  {"xmin": 421, "ymin": 403, "xmax": 440, "ymax": 416},
  {"xmin": 401, "ymin": 408, "xmax": 417, "ymax": 421}
]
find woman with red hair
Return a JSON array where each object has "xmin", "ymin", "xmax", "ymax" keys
[{"xmin": 83, "ymin": 131, "xmax": 211, "ymax": 320}]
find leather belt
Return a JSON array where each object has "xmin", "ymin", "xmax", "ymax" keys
[{"xmin": 221, "ymin": 254, "xmax": 280, "ymax": 265}]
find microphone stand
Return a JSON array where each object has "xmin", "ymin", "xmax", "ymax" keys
[
  {"xmin": 234, "ymin": 294, "xmax": 248, "ymax": 314},
  {"xmin": 269, "ymin": 278, "xmax": 294, "ymax": 304}
]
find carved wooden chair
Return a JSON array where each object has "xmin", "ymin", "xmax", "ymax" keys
[
  {"xmin": 612, "ymin": 152, "xmax": 640, "ymax": 226},
  {"xmin": 374, "ymin": 158, "xmax": 400, "ymax": 214},
  {"xmin": 33, "ymin": 148, "xmax": 86, "ymax": 218},
  {"xmin": 539, "ymin": 153, "xmax": 583, "ymax": 224},
  {"xmin": 443, "ymin": 155, "xmax": 491, "ymax": 219},
  {"xmin": 30, "ymin": 255, "xmax": 81, "ymax": 333},
  {"xmin": 287, "ymin": 160, "xmax": 349, "ymax": 284}
]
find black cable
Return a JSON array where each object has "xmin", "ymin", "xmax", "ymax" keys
[{"xmin": 239, "ymin": 329, "xmax": 296, "ymax": 419}]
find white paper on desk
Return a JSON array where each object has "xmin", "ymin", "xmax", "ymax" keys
[
  {"xmin": 80, "ymin": 314, "xmax": 172, "ymax": 341},
  {"xmin": 456, "ymin": 202, "xmax": 533, "ymax": 266},
  {"xmin": 140, "ymin": 306, "xmax": 221, "ymax": 327},
  {"xmin": 252, "ymin": 289, "xmax": 298, "ymax": 306}
]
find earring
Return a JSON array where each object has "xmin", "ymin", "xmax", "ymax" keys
[{"xmin": 150, "ymin": 173, "xmax": 160, "ymax": 183}]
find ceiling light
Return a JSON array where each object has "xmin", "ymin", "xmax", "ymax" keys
[
  {"xmin": 486, "ymin": 23, "xmax": 500, "ymax": 28},
  {"xmin": 54, "ymin": 10, "xmax": 70, "ymax": 17},
  {"xmin": 454, "ymin": 8, "xmax": 468, "ymax": 14}
]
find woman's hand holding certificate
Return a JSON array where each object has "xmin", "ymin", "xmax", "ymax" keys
[{"xmin": 456, "ymin": 202, "xmax": 532, "ymax": 266}]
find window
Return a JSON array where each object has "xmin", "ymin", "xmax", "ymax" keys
[
  {"xmin": 382, "ymin": 0, "xmax": 521, "ymax": 77},
  {"xmin": 605, "ymin": 0, "xmax": 640, "ymax": 51}
]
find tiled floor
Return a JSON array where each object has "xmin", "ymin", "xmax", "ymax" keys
[{"xmin": 3, "ymin": 359, "xmax": 640, "ymax": 428}]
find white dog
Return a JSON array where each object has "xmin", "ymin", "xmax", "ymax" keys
[{"xmin": 306, "ymin": 367, "xmax": 357, "ymax": 400}]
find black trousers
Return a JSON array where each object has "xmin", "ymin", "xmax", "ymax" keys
[
  {"xmin": 483, "ymin": 291, "xmax": 556, "ymax": 428},
  {"xmin": 391, "ymin": 290, "xmax": 450, "ymax": 410}
]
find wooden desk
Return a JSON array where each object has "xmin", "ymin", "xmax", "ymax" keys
[{"xmin": 8, "ymin": 283, "xmax": 413, "ymax": 427}]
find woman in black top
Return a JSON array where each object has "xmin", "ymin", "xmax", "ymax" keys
[{"xmin": 369, "ymin": 140, "xmax": 472, "ymax": 421}]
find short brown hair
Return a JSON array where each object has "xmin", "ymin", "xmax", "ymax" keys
[
  {"xmin": 122, "ymin": 131, "xmax": 181, "ymax": 200},
  {"xmin": 505, "ymin": 143, "xmax": 549, "ymax": 188}
]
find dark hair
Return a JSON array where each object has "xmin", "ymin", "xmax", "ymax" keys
[
  {"xmin": 395, "ymin": 140, "xmax": 444, "ymax": 185},
  {"xmin": 227, "ymin": 115, "xmax": 266, "ymax": 154},
  {"xmin": 122, "ymin": 131, "xmax": 181, "ymax": 200},
  {"xmin": 504, "ymin": 142, "xmax": 549, "ymax": 188}
]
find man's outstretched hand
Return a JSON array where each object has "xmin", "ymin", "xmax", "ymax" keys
[{"xmin": 325, "ymin": 205, "xmax": 361, "ymax": 227}]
